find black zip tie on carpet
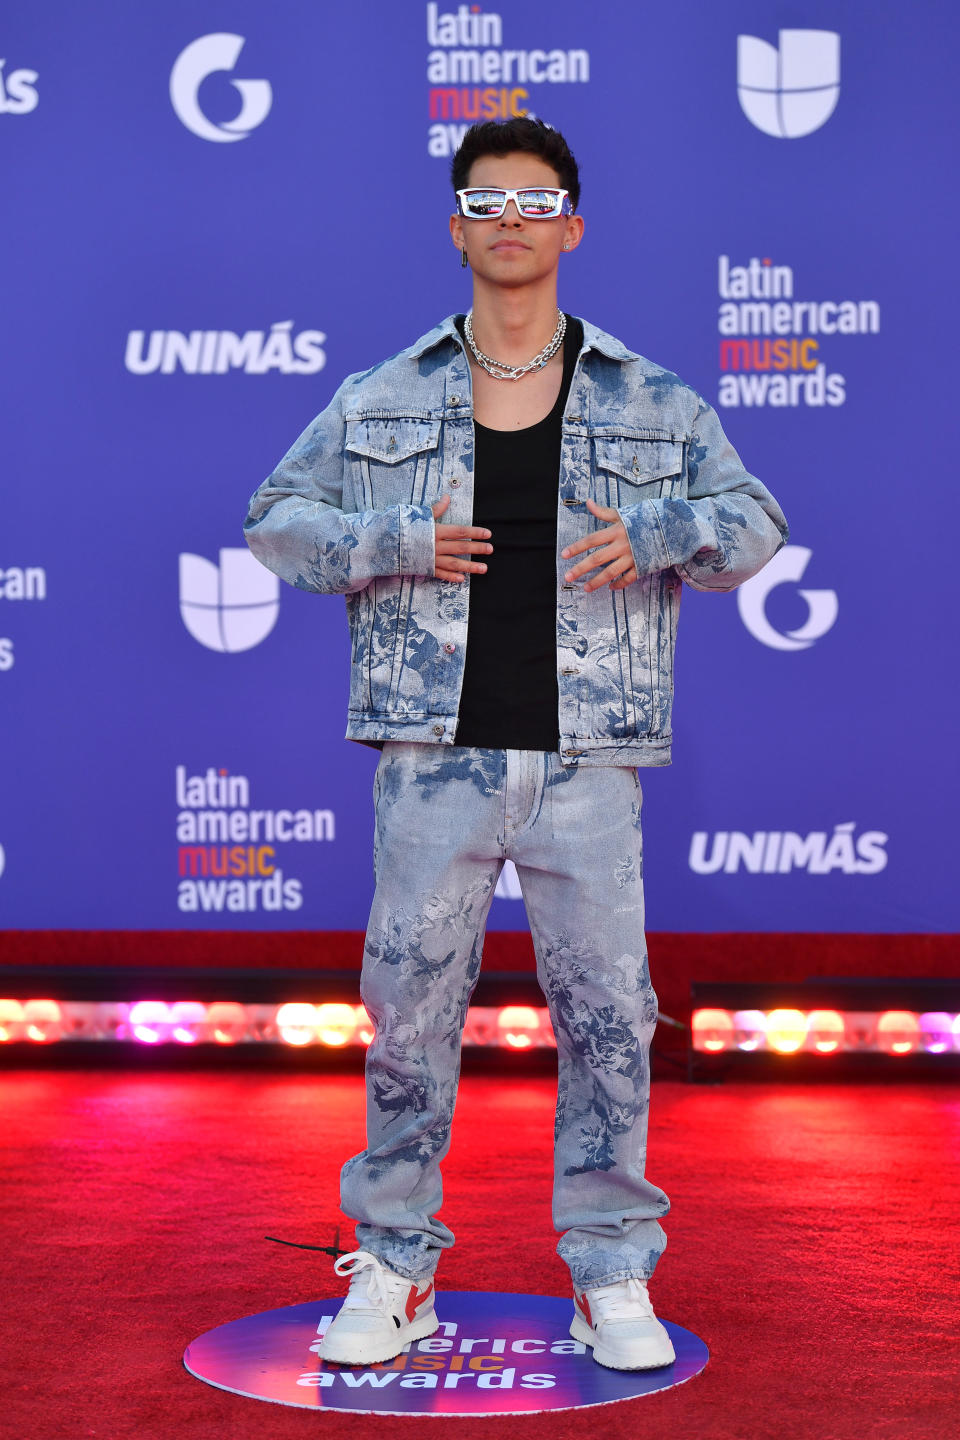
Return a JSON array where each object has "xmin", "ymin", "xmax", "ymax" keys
[
  {"xmin": 656, "ymin": 1012, "xmax": 688, "ymax": 1030},
  {"xmin": 264, "ymin": 1229, "xmax": 350, "ymax": 1260}
]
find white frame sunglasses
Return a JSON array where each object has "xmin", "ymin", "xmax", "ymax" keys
[{"xmin": 455, "ymin": 186, "xmax": 574, "ymax": 219}]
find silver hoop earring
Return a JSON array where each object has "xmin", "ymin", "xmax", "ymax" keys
[{"xmin": 460, "ymin": 248, "xmax": 468, "ymax": 268}]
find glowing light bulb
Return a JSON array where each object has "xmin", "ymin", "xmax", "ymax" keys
[
  {"xmin": 354, "ymin": 1006, "xmax": 375, "ymax": 1046},
  {"xmin": 276, "ymin": 1003, "xmax": 318, "ymax": 1047},
  {"xmin": 733, "ymin": 1009, "xmax": 767, "ymax": 1051},
  {"xmin": 876, "ymin": 1010, "xmax": 920, "ymax": 1055},
  {"xmin": 23, "ymin": 999, "xmax": 63, "ymax": 1044},
  {"xmin": 918, "ymin": 1012, "xmax": 953, "ymax": 1054},
  {"xmin": 170, "ymin": 1001, "xmax": 208, "ymax": 1044},
  {"xmin": 691, "ymin": 1008, "xmax": 735, "ymax": 1053},
  {"xmin": 206, "ymin": 1002, "xmax": 248, "ymax": 1044},
  {"xmin": 806, "ymin": 1009, "xmax": 845, "ymax": 1054},
  {"xmin": 765, "ymin": 1008, "xmax": 807, "ymax": 1054},
  {"xmin": 497, "ymin": 1005, "xmax": 541, "ymax": 1049},
  {"xmin": 315, "ymin": 1003, "xmax": 358, "ymax": 1047},
  {"xmin": 129, "ymin": 1001, "xmax": 173, "ymax": 1044},
  {"xmin": 0, "ymin": 999, "xmax": 26, "ymax": 1043}
]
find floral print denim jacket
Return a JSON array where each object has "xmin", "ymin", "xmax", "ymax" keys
[{"xmin": 244, "ymin": 316, "xmax": 788, "ymax": 767}]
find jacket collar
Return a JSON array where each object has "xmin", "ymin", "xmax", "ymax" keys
[{"xmin": 408, "ymin": 314, "xmax": 640, "ymax": 363}]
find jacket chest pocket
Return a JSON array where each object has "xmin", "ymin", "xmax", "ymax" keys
[
  {"xmin": 593, "ymin": 437, "xmax": 685, "ymax": 505},
  {"xmin": 345, "ymin": 418, "xmax": 442, "ymax": 508}
]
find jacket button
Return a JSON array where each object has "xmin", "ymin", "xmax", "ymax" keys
[
  {"xmin": 433, "ymin": 724, "xmax": 444, "ymax": 736},
  {"xmin": 449, "ymin": 395, "xmax": 461, "ymax": 406},
  {"xmin": 443, "ymin": 642, "xmax": 456, "ymax": 654},
  {"xmin": 449, "ymin": 477, "xmax": 461, "ymax": 487}
]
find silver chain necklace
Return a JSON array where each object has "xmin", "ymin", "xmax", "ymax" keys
[{"xmin": 464, "ymin": 308, "xmax": 566, "ymax": 381}]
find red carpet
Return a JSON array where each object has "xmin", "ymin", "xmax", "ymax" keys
[{"xmin": 2, "ymin": 1069, "xmax": 958, "ymax": 1439}]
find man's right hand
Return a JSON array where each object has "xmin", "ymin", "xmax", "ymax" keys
[{"xmin": 431, "ymin": 494, "xmax": 493, "ymax": 583}]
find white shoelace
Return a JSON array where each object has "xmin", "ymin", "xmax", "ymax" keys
[
  {"xmin": 334, "ymin": 1248, "xmax": 398, "ymax": 1313},
  {"xmin": 588, "ymin": 1277, "xmax": 656, "ymax": 1323}
]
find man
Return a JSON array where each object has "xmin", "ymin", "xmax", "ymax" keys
[{"xmin": 244, "ymin": 118, "xmax": 787, "ymax": 1373}]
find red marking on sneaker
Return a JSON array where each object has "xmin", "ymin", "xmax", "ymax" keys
[
  {"xmin": 576, "ymin": 1291, "xmax": 593, "ymax": 1328},
  {"xmin": 405, "ymin": 1281, "xmax": 434, "ymax": 1322}
]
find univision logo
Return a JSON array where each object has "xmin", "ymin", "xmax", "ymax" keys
[
  {"xmin": 737, "ymin": 546, "xmax": 837, "ymax": 652},
  {"xmin": 738, "ymin": 30, "xmax": 840, "ymax": 138},
  {"xmin": 180, "ymin": 548, "xmax": 279, "ymax": 652},
  {"xmin": 170, "ymin": 34, "xmax": 272, "ymax": 142}
]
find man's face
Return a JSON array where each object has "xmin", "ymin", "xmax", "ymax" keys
[{"xmin": 450, "ymin": 151, "xmax": 583, "ymax": 285}]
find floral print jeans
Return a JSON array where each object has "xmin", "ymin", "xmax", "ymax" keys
[{"xmin": 339, "ymin": 744, "xmax": 669, "ymax": 1290}]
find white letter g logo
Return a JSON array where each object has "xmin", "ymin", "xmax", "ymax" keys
[
  {"xmin": 170, "ymin": 34, "xmax": 272, "ymax": 143},
  {"xmin": 737, "ymin": 545, "xmax": 838, "ymax": 651}
]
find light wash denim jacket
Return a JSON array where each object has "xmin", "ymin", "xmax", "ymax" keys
[{"xmin": 244, "ymin": 316, "xmax": 788, "ymax": 766}]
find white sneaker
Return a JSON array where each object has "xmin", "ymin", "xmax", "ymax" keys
[
  {"xmin": 316, "ymin": 1249, "xmax": 439, "ymax": 1366},
  {"xmin": 571, "ymin": 1277, "xmax": 676, "ymax": 1371}
]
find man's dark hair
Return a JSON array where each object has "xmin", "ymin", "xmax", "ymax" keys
[{"xmin": 451, "ymin": 118, "xmax": 581, "ymax": 211}]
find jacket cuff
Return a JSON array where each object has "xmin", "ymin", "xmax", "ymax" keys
[
  {"xmin": 620, "ymin": 498, "xmax": 717, "ymax": 575},
  {"xmin": 618, "ymin": 499, "xmax": 670, "ymax": 574},
  {"xmin": 398, "ymin": 504, "xmax": 436, "ymax": 577}
]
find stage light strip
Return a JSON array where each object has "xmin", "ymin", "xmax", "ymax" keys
[
  {"xmin": 691, "ymin": 1007, "xmax": 960, "ymax": 1056},
  {"xmin": 6, "ymin": 999, "xmax": 958, "ymax": 1056},
  {"xmin": 0, "ymin": 999, "xmax": 555, "ymax": 1050}
]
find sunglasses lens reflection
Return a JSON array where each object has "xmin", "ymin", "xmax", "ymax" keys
[
  {"xmin": 517, "ymin": 189, "xmax": 559, "ymax": 215},
  {"xmin": 462, "ymin": 190, "xmax": 506, "ymax": 217}
]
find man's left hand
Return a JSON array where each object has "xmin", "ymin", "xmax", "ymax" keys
[{"xmin": 561, "ymin": 498, "xmax": 639, "ymax": 592}]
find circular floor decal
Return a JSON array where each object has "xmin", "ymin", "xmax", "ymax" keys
[{"xmin": 184, "ymin": 1291, "xmax": 708, "ymax": 1414}]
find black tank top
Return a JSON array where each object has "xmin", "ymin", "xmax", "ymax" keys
[{"xmin": 453, "ymin": 315, "xmax": 583, "ymax": 751}]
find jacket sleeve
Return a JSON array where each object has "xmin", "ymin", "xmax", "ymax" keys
[
  {"xmin": 617, "ymin": 397, "xmax": 789, "ymax": 592},
  {"xmin": 243, "ymin": 382, "xmax": 436, "ymax": 595}
]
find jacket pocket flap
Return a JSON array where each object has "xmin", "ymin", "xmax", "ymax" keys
[
  {"xmin": 346, "ymin": 418, "xmax": 441, "ymax": 465},
  {"xmin": 595, "ymin": 438, "xmax": 683, "ymax": 485}
]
